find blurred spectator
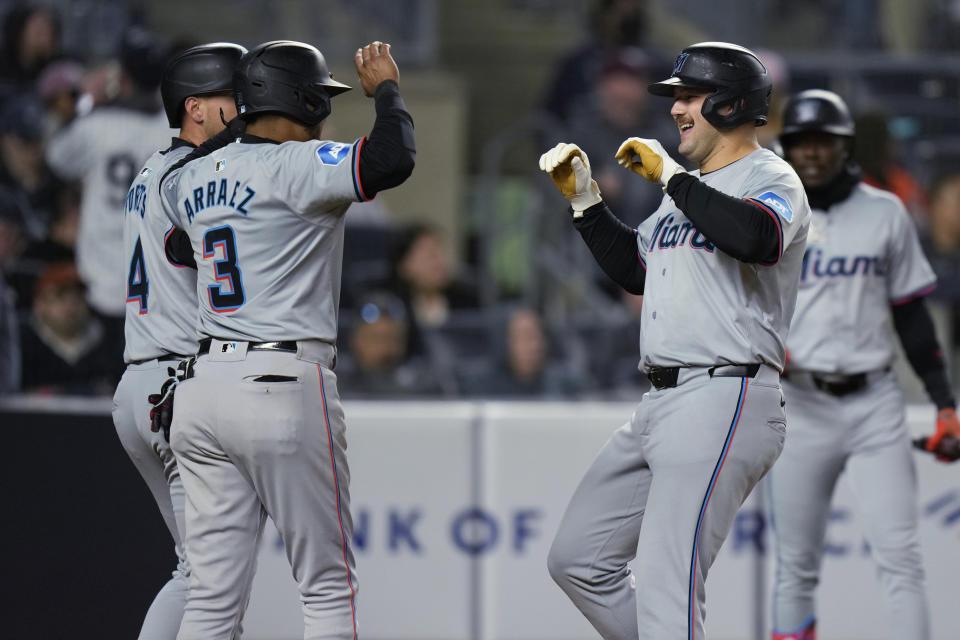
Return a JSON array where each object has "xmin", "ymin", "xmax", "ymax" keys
[
  {"xmin": 0, "ymin": 272, "xmax": 18, "ymax": 393},
  {"xmin": 387, "ymin": 223, "xmax": 480, "ymax": 357},
  {"xmin": 0, "ymin": 92, "xmax": 64, "ymax": 238},
  {"xmin": 854, "ymin": 111, "xmax": 928, "ymax": 224},
  {"xmin": 599, "ymin": 291, "xmax": 651, "ymax": 399},
  {"xmin": 0, "ymin": 3, "xmax": 61, "ymax": 100},
  {"xmin": 541, "ymin": 0, "xmax": 659, "ymax": 125},
  {"xmin": 336, "ymin": 291, "xmax": 449, "ymax": 398},
  {"xmin": 565, "ymin": 48, "xmax": 675, "ymax": 230},
  {"xmin": 458, "ymin": 306, "xmax": 586, "ymax": 398},
  {"xmin": 8, "ymin": 182, "xmax": 79, "ymax": 310},
  {"xmin": 45, "ymin": 26, "xmax": 172, "ymax": 330},
  {"xmin": 921, "ymin": 170, "xmax": 960, "ymax": 320},
  {"xmin": 36, "ymin": 59, "xmax": 84, "ymax": 134},
  {"xmin": 18, "ymin": 262, "xmax": 122, "ymax": 394},
  {"xmin": 0, "ymin": 193, "xmax": 26, "ymax": 282}
]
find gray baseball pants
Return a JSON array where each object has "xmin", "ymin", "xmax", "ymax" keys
[
  {"xmin": 171, "ymin": 340, "xmax": 357, "ymax": 640},
  {"xmin": 548, "ymin": 364, "xmax": 786, "ymax": 639}
]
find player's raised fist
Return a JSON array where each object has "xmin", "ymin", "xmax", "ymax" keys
[
  {"xmin": 615, "ymin": 137, "xmax": 686, "ymax": 188},
  {"xmin": 354, "ymin": 41, "xmax": 399, "ymax": 97},
  {"xmin": 538, "ymin": 142, "xmax": 602, "ymax": 215}
]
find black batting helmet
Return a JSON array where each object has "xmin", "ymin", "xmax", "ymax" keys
[
  {"xmin": 161, "ymin": 42, "xmax": 247, "ymax": 127},
  {"xmin": 234, "ymin": 41, "xmax": 351, "ymax": 126},
  {"xmin": 779, "ymin": 89, "xmax": 855, "ymax": 147},
  {"xmin": 649, "ymin": 42, "xmax": 771, "ymax": 129}
]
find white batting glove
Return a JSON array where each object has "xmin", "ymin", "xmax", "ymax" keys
[
  {"xmin": 615, "ymin": 137, "xmax": 686, "ymax": 190},
  {"xmin": 538, "ymin": 142, "xmax": 602, "ymax": 217}
]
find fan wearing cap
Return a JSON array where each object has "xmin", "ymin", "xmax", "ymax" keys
[
  {"xmin": 540, "ymin": 42, "xmax": 811, "ymax": 639},
  {"xmin": 156, "ymin": 40, "xmax": 414, "ymax": 639}
]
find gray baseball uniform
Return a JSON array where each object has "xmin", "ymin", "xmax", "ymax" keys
[
  {"xmin": 112, "ymin": 139, "xmax": 196, "ymax": 640},
  {"xmin": 548, "ymin": 147, "xmax": 810, "ymax": 639},
  {"xmin": 46, "ymin": 107, "xmax": 173, "ymax": 317},
  {"xmin": 161, "ymin": 136, "xmax": 368, "ymax": 640},
  {"xmin": 769, "ymin": 183, "xmax": 935, "ymax": 639}
]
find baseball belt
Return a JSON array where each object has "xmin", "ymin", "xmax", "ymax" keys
[
  {"xmin": 783, "ymin": 367, "xmax": 890, "ymax": 397},
  {"xmin": 647, "ymin": 363, "xmax": 762, "ymax": 390},
  {"xmin": 197, "ymin": 338, "xmax": 298, "ymax": 356}
]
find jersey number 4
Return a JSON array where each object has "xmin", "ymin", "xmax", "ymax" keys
[
  {"xmin": 203, "ymin": 226, "xmax": 246, "ymax": 312},
  {"xmin": 126, "ymin": 236, "xmax": 149, "ymax": 314}
]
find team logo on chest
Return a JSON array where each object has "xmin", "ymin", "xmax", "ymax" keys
[
  {"xmin": 649, "ymin": 214, "xmax": 715, "ymax": 253},
  {"xmin": 800, "ymin": 245, "xmax": 886, "ymax": 282}
]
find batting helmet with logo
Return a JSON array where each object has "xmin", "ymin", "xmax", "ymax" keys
[
  {"xmin": 161, "ymin": 42, "xmax": 248, "ymax": 128},
  {"xmin": 648, "ymin": 42, "xmax": 771, "ymax": 129},
  {"xmin": 233, "ymin": 41, "xmax": 351, "ymax": 127},
  {"xmin": 779, "ymin": 89, "xmax": 855, "ymax": 146}
]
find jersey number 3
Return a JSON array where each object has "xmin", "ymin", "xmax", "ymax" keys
[
  {"xmin": 203, "ymin": 226, "xmax": 246, "ymax": 312},
  {"xmin": 126, "ymin": 236, "xmax": 149, "ymax": 314}
]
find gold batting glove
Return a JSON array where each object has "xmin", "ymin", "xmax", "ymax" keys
[
  {"xmin": 615, "ymin": 137, "xmax": 686, "ymax": 190},
  {"xmin": 538, "ymin": 142, "xmax": 602, "ymax": 217}
]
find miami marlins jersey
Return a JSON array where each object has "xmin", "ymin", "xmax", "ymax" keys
[
  {"xmin": 636, "ymin": 148, "xmax": 810, "ymax": 370},
  {"xmin": 161, "ymin": 136, "xmax": 368, "ymax": 343},
  {"xmin": 46, "ymin": 107, "xmax": 174, "ymax": 316},
  {"xmin": 122, "ymin": 140, "xmax": 198, "ymax": 363},
  {"xmin": 786, "ymin": 183, "xmax": 936, "ymax": 373}
]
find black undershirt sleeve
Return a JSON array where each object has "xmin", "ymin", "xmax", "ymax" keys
[
  {"xmin": 571, "ymin": 202, "xmax": 646, "ymax": 294},
  {"xmin": 665, "ymin": 173, "xmax": 781, "ymax": 263},
  {"xmin": 164, "ymin": 228, "xmax": 197, "ymax": 269},
  {"xmin": 891, "ymin": 297, "xmax": 955, "ymax": 410},
  {"xmin": 356, "ymin": 80, "xmax": 416, "ymax": 198}
]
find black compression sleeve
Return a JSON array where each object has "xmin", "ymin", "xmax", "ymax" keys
[
  {"xmin": 164, "ymin": 228, "xmax": 197, "ymax": 269},
  {"xmin": 356, "ymin": 80, "xmax": 416, "ymax": 198},
  {"xmin": 572, "ymin": 202, "xmax": 646, "ymax": 294},
  {"xmin": 891, "ymin": 297, "xmax": 955, "ymax": 409},
  {"xmin": 665, "ymin": 173, "xmax": 780, "ymax": 263}
]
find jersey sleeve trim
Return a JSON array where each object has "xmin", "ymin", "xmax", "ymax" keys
[
  {"xmin": 351, "ymin": 137, "xmax": 371, "ymax": 202},
  {"xmin": 745, "ymin": 198, "xmax": 783, "ymax": 266},
  {"xmin": 890, "ymin": 281, "xmax": 937, "ymax": 306},
  {"xmin": 635, "ymin": 228, "xmax": 647, "ymax": 270}
]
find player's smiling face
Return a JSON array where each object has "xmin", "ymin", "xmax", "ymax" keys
[
  {"xmin": 670, "ymin": 87, "xmax": 722, "ymax": 164},
  {"xmin": 784, "ymin": 132, "xmax": 850, "ymax": 189}
]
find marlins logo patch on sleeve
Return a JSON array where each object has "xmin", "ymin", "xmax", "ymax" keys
[
  {"xmin": 317, "ymin": 142, "xmax": 351, "ymax": 166},
  {"xmin": 757, "ymin": 191, "xmax": 793, "ymax": 222}
]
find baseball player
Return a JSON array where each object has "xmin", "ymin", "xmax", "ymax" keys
[
  {"xmin": 157, "ymin": 40, "xmax": 414, "ymax": 639},
  {"xmin": 111, "ymin": 43, "xmax": 246, "ymax": 640},
  {"xmin": 768, "ymin": 90, "xmax": 960, "ymax": 640},
  {"xmin": 540, "ymin": 42, "xmax": 810, "ymax": 640},
  {"xmin": 45, "ymin": 28, "xmax": 173, "ymax": 327}
]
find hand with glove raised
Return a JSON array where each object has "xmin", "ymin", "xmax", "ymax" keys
[
  {"xmin": 615, "ymin": 137, "xmax": 686, "ymax": 189},
  {"xmin": 539, "ymin": 142, "xmax": 602, "ymax": 217}
]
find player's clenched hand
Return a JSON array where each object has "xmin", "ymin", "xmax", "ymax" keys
[
  {"xmin": 538, "ymin": 142, "xmax": 602, "ymax": 216},
  {"xmin": 615, "ymin": 137, "xmax": 686, "ymax": 189},
  {"xmin": 354, "ymin": 41, "xmax": 399, "ymax": 97}
]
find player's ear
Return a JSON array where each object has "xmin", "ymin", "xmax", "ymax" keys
[{"xmin": 183, "ymin": 96, "xmax": 204, "ymax": 125}]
